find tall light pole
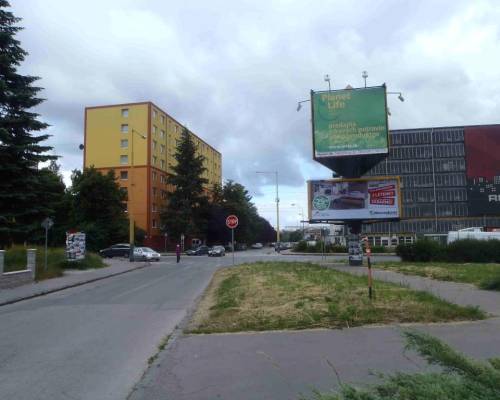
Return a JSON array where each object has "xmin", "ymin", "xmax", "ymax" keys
[
  {"xmin": 290, "ymin": 203, "xmax": 304, "ymax": 238},
  {"xmin": 362, "ymin": 70, "xmax": 368, "ymax": 88},
  {"xmin": 129, "ymin": 128, "xmax": 147, "ymax": 261},
  {"xmin": 256, "ymin": 171, "xmax": 280, "ymax": 245},
  {"xmin": 324, "ymin": 74, "xmax": 331, "ymax": 91}
]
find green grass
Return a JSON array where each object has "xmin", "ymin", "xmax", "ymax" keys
[
  {"xmin": 3, "ymin": 246, "xmax": 107, "ymax": 281},
  {"xmin": 310, "ymin": 330, "xmax": 500, "ymax": 400},
  {"xmin": 375, "ymin": 261, "xmax": 500, "ymax": 291},
  {"xmin": 188, "ymin": 262, "xmax": 485, "ymax": 333}
]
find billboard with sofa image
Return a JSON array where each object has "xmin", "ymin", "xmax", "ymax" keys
[{"xmin": 308, "ymin": 177, "xmax": 401, "ymax": 221}]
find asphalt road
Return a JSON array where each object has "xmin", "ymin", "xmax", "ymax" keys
[{"xmin": 0, "ymin": 250, "xmax": 399, "ymax": 400}]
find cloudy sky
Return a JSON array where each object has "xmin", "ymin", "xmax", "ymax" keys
[{"xmin": 11, "ymin": 0, "xmax": 500, "ymax": 230}]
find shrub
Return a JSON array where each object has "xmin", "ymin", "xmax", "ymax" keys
[
  {"xmin": 371, "ymin": 245, "xmax": 386, "ymax": 253},
  {"xmin": 396, "ymin": 239, "xmax": 445, "ymax": 262},
  {"xmin": 293, "ymin": 241, "xmax": 308, "ymax": 252}
]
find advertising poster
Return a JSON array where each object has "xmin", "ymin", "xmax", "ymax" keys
[
  {"xmin": 309, "ymin": 177, "xmax": 401, "ymax": 221},
  {"xmin": 66, "ymin": 232, "xmax": 86, "ymax": 261},
  {"xmin": 312, "ymin": 86, "xmax": 388, "ymax": 158}
]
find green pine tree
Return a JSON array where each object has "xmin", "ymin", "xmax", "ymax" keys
[
  {"xmin": 0, "ymin": 0, "xmax": 55, "ymax": 245},
  {"xmin": 161, "ymin": 128, "xmax": 208, "ymax": 241}
]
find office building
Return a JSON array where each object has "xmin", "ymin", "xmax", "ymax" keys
[{"xmin": 363, "ymin": 124, "xmax": 500, "ymax": 246}]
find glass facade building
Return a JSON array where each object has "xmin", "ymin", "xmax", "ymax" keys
[{"xmin": 363, "ymin": 124, "xmax": 500, "ymax": 241}]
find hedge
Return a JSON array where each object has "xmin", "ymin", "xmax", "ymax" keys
[{"xmin": 396, "ymin": 239, "xmax": 500, "ymax": 263}]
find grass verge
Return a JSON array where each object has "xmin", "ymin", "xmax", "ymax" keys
[
  {"xmin": 375, "ymin": 261, "xmax": 500, "ymax": 291},
  {"xmin": 3, "ymin": 246, "xmax": 107, "ymax": 281},
  {"xmin": 187, "ymin": 262, "xmax": 485, "ymax": 333},
  {"xmin": 310, "ymin": 330, "xmax": 500, "ymax": 400}
]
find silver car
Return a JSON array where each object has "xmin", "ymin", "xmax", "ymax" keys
[
  {"xmin": 208, "ymin": 245, "xmax": 226, "ymax": 257},
  {"xmin": 133, "ymin": 247, "xmax": 161, "ymax": 261}
]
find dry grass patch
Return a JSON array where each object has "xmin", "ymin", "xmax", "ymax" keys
[{"xmin": 188, "ymin": 262, "xmax": 485, "ymax": 333}]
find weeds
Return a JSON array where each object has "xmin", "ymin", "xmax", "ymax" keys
[{"xmin": 311, "ymin": 330, "xmax": 500, "ymax": 400}]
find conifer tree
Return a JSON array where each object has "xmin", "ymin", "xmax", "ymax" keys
[
  {"xmin": 0, "ymin": 0, "xmax": 55, "ymax": 245},
  {"xmin": 161, "ymin": 128, "xmax": 208, "ymax": 241}
]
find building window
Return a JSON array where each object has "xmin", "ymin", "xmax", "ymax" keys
[
  {"xmin": 152, "ymin": 140, "xmax": 157, "ymax": 151},
  {"xmin": 160, "ymin": 159, "xmax": 165, "ymax": 169},
  {"xmin": 120, "ymin": 139, "xmax": 128, "ymax": 148},
  {"xmin": 153, "ymin": 109, "xmax": 158, "ymax": 119},
  {"xmin": 153, "ymin": 125, "xmax": 157, "ymax": 135},
  {"xmin": 152, "ymin": 156, "xmax": 157, "ymax": 165},
  {"xmin": 160, "ymin": 130, "xmax": 165, "ymax": 139},
  {"xmin": 121, "ymin": 124, "xmax": 128, "ymax": 133},
  {"xmin": 152, "ymin": 187, "xmax": 157, "ymax": 196},
  {"xmin": 121, "ymin": 108, "xmax": 129, "ymax": 117},
  {"xmin": 152, "ymin": 203, "xmax": 157, "ymax": 212},
  {"xmin": 152, "ymin": 171, "xmax": 157, "ymax": 181},
  {"xmin": 160, "ymin": 144, "xmax": 165, "ymax": 154},
  {"xmin": 152, "ymin": 219, "xmax": 157, "ymax": 228},
  {"xmin": 120, "ymin": 155, "xmax": 128, "ymax": 165},
  {"xmin": 120, "ymin": 187, "xmax": 128, "ymax": 200},
  {"xmin": 120, "ymin": 171, "xmax": 128, "ymax": 180},
  {"xmin": 161, "ymin": 115, "xmax": 165, "ymax": 124},
  {"xmin": 175, "ymin": 125, "xmax": 179, "ymax": 133}
]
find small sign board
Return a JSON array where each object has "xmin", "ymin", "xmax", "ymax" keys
[
  {"xmin": 226, "ymin": 215, "xmax": 239, "ymax": 229},
  {"xmin": 41, "ymin": 217, "xmax": 54, "ymax": 230}
]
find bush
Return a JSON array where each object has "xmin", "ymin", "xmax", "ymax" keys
[
  {"xmin": 371, "ymin": 245, "xmax": 386, "ymax": 253},
  {"xmin": 397, "ymin": 239, "xmax": 500, "ymax": 263},
  {"xmin": 480, "ymin": 275, "xmax": 500, "ymax": 291},
  {"xmin": 293, "ymin": 241, "xmax": 347, "ymax": 253}
]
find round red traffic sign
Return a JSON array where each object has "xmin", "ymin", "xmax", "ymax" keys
[{"xmin": 226, "ymin": 215, "xmax": 239, "ymax": 229}]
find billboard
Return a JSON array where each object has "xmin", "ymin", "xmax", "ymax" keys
[
  {"xmin": 308, "ymin": 177, "xmax": 401, "ymax": 221},
  {"xmin": 465, "ymin": 126, "xmax": 500, "ymax": 216},
  {"xmin": 312, "ymin": 86, "xmax": 389, "ymax": 158}
]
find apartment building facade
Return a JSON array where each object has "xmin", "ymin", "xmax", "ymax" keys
[{"xmin": 84, "ymin": 102, "xmax": 222, "ymax": 249}]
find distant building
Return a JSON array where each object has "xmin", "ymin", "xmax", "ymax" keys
[
  {"xmin": 84, "ymin": 102, "xmax": 222, "ymax": 249},
  {"xmin": 363, "ymin": 124, "xmax": 500, "ymax": 246}
]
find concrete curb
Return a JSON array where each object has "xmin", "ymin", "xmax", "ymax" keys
[
  {"xmin": 282, "ymin": 251, "xmax": 397, "ymax": 256},
  {"xmin": 0, "ymin": 262, "xmax": 150, "ymax": 308}
]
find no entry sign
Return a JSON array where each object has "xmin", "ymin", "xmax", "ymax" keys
[{"xmin": 226, "ymin": 215, "xmax": 239, "ymax": 229}]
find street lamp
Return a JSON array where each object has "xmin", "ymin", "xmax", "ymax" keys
[
  {"xmin": 290, "ymin": 203, "xmax": 305, "ymax": 238},
  {"xmin": 256, "ymin": 171, "xmax": 280, "ymax": 246},
  {"xmin": 362, "ymin": 70, "xmax": 368, "ymax": 88},
  {"xmin": 387, "ymin": 91, "xmax": 405, "ymax": 102},
  {"xmin": 324, "ymin": 74, "xmax": 332, "ymax": 91},
  {"xmin": 129, "ymin": 128, "xmax": 147, "ymax": 261},
  {"xmin": 296, "ymin": 99, "xmax": 310, "ymax": 112}
]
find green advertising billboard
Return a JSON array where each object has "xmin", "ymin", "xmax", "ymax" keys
[{"xmin": 312, "ymin": 86, "xmax": 388, "ymax": 158}]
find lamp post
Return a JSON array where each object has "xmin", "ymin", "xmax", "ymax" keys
[
  {"xmin": 324, "ymin": 74, "xmax": 332, "ymax": 91},
  {"xmin": 256, "ymin": 171, "xmax": 280, "ymax": 246},
  {"xmin": 129, "ymin": 128, "xmax": 147, "ymax": 261},
  {"xmin": 290, "ymin": 203, "xmax": 304, "ymax": 238},
  {"xmin": 362, "ymin": 70, "xmax": 368, "ymax": 88}
]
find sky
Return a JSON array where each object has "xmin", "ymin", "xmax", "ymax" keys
[{"xmin": 10, "ymin": 0, "xmax": 500, "ymax": 230}]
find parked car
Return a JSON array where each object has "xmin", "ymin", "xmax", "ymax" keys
[
  {"xmin": 132, "ymin": 247, "xmax": 161, "ymax": 261},
  {"xmin": 186, "ymin": 245, "xmax": 210, "ymax": 256},
  {"xmin": 99, "ymin": 243, "xmax": 130, "ymax": 258},
  {"xmin": 208, "ymin": 245, "xmax": 226, "ymax": 257},
  {"xmin": 251, "ymin": 243, "xmax": 263, "ymax": 249}
]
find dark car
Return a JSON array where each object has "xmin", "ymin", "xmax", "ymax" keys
[
  {"xmin": 208, "ymin": 245, "xmax": 225, "ymax": 257},
  {"xmin": 99, "ymin": 243, "xmax": 131, "ymax": 258},
  {"xmin": 186, "ymin": 245, "xmax": 209, "ymax": 256}
]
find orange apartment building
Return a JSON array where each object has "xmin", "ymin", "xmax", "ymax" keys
[{"xmin": 84, "ymin": 102, "xmax": 222, "ymax": 249}]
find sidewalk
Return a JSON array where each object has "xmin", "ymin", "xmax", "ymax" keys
[
  {"xmin": 326, "ymin": 264, "xmax": 500, "ymax": 316},
  {"xmin": 0, "ymin": 258, "xmax": 149, "ymax": 307},
  {"xmin": 129, "ymin": 261, "xmax": 500, "ymax": 400}
]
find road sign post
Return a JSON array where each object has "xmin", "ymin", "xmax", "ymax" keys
[
  {"xmin": 226, "ymin": 215, "xmax": 239, "ymax": 266},
  {"xmin": 41, "ymin": 217, "xmax": 54, "ymax": 271}
]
